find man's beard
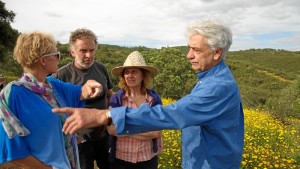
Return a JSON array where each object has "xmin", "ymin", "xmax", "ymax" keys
[{"xmin": 75, "ymin": 54, "xmax": 94, "ymax": 69}]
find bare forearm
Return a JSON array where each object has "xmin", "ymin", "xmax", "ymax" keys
[{"xmin": 11, "ymin": 156, "xmax": 52, "ymax": 169}]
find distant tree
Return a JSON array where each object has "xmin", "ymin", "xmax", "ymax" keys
[
  {"xmin": 149, "ymin": 48, "xmax": 196, "ymax": 99},
  {"xmin": 0, "ymin": 0, "xmax": 19, "ymax": 63},
  {"xmin": 57, "ymin": 43, "xmax": 71, "ymax": 59}
]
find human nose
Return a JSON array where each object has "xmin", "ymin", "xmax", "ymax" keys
[
  {"xmin": 187, "ymin": 48, "xmax": 194, "ymax": 59},
  {"xmin": 85, "ymin": 51, "xmax": 94, "ymax": 58}
]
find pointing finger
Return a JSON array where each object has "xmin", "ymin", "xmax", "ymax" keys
[{"xmin": 52, "ymin": 107, "xmax": 75, "ymax": 115}]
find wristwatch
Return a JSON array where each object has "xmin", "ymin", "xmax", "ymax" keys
[{"xmin": 106, "ymin": 110, "xmax": 112, "ymax": 126}]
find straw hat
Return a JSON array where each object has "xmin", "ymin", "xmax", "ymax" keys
[{"xmin": 112, "ymin": 51, "xmax": 158, "ymax": 77}]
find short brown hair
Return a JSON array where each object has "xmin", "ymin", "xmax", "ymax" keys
[{"xmin": 69, "ymin": 28, "xmax": 98, "ymax": 50}]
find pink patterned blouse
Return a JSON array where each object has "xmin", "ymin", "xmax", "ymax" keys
[{"xmin": 115, "ymin": 92, "xmax": 163, "ymax": 163}]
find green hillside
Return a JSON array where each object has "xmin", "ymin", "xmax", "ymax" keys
[{"xmin": 1, "ymin": 46, "xmax": 299, "ymax": 118}]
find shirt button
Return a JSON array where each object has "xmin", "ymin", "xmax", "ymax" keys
[{"xmin": 126, "ymin": 130, "xmax": 130, "ymax": 134}]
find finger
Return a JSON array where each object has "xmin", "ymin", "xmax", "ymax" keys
[
  {"xmin": 62, "ymin": 116, "xmax": 74, "ymax": 134},
  {"xmin": 68, "ymin": 123, "xmax": 80, "ymax": 135},
  {"xmin": 52, "ymin": 107, "xmax": 75, "ymax": 114},
  {"xmin": 90, "ymin": 87, "xmax": 102, "ymax": 98},
  {"xmin": 89, "ymin": 80, "xmax": 102, "ymax": 88},
  {"xmin": 64, "ymin": 121, "xmax": 78, "ymax": 135},
  {"xmin": 89, "ymin": 81, "xmax": 102, "ymax": 90},
  {"xmin": 87, "ymin": 80, "xmax": 102, "ymax": 97},
  {"xmin": 86, "ymin": 84, "xmax": 93, "ymax": 96}
]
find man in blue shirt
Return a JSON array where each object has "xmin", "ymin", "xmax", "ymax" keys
[{"xmin": 53, "ymin": 17, "xmax": 244, "ymax": 169}]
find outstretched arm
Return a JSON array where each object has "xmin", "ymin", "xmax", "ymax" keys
[{"xmin": 52, "ymin": 107, "xmax": 110, "ymax": 135}]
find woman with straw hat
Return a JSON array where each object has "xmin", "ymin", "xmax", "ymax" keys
[{"xmin": 107, "ymin": 51, "xmax": 163, "ymax": 169}]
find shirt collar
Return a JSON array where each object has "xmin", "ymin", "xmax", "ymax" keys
[
  {"xmin": 123, "ymin": 91, "xmax": 151, "ymax": 103},
  {"xmin": 197, "ymin": 60, "xmax": 225, "ymax": 80}
]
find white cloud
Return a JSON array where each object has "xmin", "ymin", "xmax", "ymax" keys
[{"xmin": 2, "ymin": 0, "xmax": 300, "ymax": 51}]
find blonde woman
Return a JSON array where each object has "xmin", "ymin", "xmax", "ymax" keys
[{"xmin": 0, "ymin": 32, "xmax": 102, "ymax": 169}]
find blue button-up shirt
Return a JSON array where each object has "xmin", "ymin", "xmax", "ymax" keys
[{"xmin": 111, "ymin": 60, "xmax": 244, "ymax": 169}]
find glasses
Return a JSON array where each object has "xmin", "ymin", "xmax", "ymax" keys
[
  {"xmin": 42, "ymin": 51, "xmax": 61, "ymax": 60},
  {"xmin": 35, "ymin": 51, "xmax": 61, "ymax": 62}
]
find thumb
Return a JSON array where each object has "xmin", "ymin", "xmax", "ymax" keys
[{"xmin": 90, "ymin": 87, "xmax": 102, "ymax": 98}]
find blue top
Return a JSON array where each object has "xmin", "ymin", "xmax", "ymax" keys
[
  {"xmin": 0, "ymin": 77, "xmax": 84, "ymax": 169},
  {"xmin": 111, "ymin": 60, "xmax": 244, "ymax": 169}
]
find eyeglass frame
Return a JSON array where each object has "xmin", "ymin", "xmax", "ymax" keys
[{"xmin": 35, "ymin": 51, "xmax": 61, "ymax": 62}]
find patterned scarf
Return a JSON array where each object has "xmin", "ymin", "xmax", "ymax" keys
[{"xmin": 0, "ymin": 73, "xmax": 79, "ymax": 169}]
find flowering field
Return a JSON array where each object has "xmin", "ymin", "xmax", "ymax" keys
[
  {"xmin": 158, "ymin": 98, "xmax": 300, "ymax": 169},
  {"xmin": 0, "ymin": 98, "xmax": 299, "ymax": 169}
]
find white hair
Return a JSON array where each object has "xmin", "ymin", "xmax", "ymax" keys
[{"xmin": 187, "ymin": 18, "xmax": 232, "ymax": 59}]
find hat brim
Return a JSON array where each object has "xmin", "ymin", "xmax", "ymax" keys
[{"xmin": 112, "ymin": 66, "xmax": 158, "ymax": 77}]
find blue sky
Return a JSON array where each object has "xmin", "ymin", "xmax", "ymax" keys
[{"xmin": 3, "ymin": 0, "xmax": 300, "ymax": 51}]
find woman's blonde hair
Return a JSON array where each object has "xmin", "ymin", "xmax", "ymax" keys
[
  {"xmin": 13, "ymin": 32, "xmax": 57, "ymax": 69},
  {"xmin": 118, "ymin": 69, "xmax": 152, "ymax": 95}
]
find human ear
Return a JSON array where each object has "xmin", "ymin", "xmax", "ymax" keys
[
  {"xmin": 70, "ymin": 50, "xmax": 76, "ymax": 58},
  {"xmin": 37, "ymin": 57, "xmax": 47, "ymax": 68},
  {"xmin": 213, "ymin": 48, "xmax": 223, "ymax": 60}
]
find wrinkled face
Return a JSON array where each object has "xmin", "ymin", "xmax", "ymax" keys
[
  {"xmin": 71, "ymin": 37, "xmax": 96, "ymax": 69},
  {"xmin": 187, "ymin": 34, "xmax": 222, "ymax": 72},
  {"xmin": 123, "ymin": 68, "xmax": 143, "ymax": 89}
]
